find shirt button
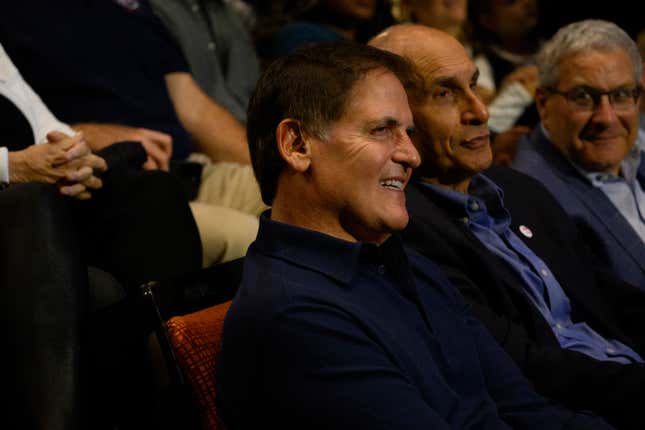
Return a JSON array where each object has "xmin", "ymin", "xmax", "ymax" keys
[
  {"xmin": 460, "ymin": 217, "xmax": 469, "ymax": 224},
  {"xmin": 555, "ymin": 323, "xmax": 563, "ymax": 330},
  {"xmin": 540, "ymin": 268, "xmax": 549, "ymax": 277},
  {"xmin": 191, "ymin": 3, "xmax": 199, "ymax": 12},
  {"xmin": 606, "ymin": 347, "xmax": 616, "ymax": 354},
  {"xmin": 207, "ymin": 41, "xmax": 216, "ymax": 51},
  {"xmin": 469, "ymin": 200, "xmax": 480, "ymax": 211},
  {"xmin": 377, "ymin": 265, "xmax": 386, "ymax": 275}
]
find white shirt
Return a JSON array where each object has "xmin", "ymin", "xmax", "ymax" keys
[{"xmin": 0, "ymin": 43, "xmax": 74, "ymax": 184}]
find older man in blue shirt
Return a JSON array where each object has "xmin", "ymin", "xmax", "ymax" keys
[{"xmin": 215, "ymin": 42, "xmax": 611, "ymax": 429}]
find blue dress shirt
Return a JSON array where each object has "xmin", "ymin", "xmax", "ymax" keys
[
  {"xmin": 422, "ymin": 175, "xmax": 643, "ymax": 365},
  {"xmin": 216, "ymin": 212, "xmax": 611, "ymax": 430}
]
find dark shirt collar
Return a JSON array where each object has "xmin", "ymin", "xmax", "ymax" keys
[{"xmin": 254, "ymin": 211, "xmax": 407, "ymax": 285}]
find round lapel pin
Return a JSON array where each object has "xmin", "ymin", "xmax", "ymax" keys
[{"xmin": 519, "ymin": 225, "xmax": 533, "ymax": 238}]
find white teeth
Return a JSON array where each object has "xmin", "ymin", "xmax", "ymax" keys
[{"xmin": 380, "ymin": 179, "xmax": 403, "ymax": 190}]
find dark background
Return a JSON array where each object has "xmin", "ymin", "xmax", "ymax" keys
[{"xmin": 539, "ymin": 1, "xmax": 642, "ymax": 39}]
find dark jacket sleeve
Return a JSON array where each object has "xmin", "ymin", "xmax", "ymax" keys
[{"xmin": 412, "ymin": 247, "xmax": 645, "ymax": 430}]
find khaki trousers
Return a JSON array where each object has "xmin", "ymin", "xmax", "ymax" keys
[{"xmin": 189, "ymin": 160, "xmax": 267, "ymax": 267}]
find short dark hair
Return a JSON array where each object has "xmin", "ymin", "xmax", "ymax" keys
[{"xmin": 247, "ymin": 41, "xmax": 416, "ymax": 205}]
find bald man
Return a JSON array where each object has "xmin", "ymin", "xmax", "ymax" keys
[{"xmin": 371, "ymin": 24, "xmax": 645, "ymax": 429}]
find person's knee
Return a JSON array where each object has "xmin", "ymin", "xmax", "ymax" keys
[{"xmin": 190, "ymin": 202, "xmax": 258, "ymax": 266}]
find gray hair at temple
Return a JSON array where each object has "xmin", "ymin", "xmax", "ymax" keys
[{"xmin": 537, "ymin": 20, "xmax": 643, "ymax": 89}]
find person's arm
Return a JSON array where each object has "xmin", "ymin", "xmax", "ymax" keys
[
  {"xmin": 435, "ymin": 263, "xmax": 643, "ymax": 429},
  {"xmin": 165, "ymin": 72, "xmax": 250, "ymax": 164},
  {"xmin": 467, "ymin": 312, "xmax": 615, "ymax": 429},
  {"xmin": 7, "ymin": 131, "xmax": 107, "ymax": 199},
  {"xmin": 72, "ymin": 123, "xmax": 172, "ymax": 171}
]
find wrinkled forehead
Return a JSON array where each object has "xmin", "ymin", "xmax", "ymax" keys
[
  {"xmin": 555, "ymin": 48, "xmax": 638, "ymax": 87},
  {"xmin": 414, "ymin": 45, "xmax": 477, "ymax": 88}
]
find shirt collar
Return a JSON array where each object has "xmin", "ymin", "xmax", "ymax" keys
[
  {"xmin": 418, "ymin": 174, "xmax": 511, "ymax": 231},
  {"xmin": 253, "ymin": 211, "xmax": 406, "ymax": 285}
]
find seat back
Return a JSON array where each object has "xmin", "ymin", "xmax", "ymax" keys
[
  {"xmin": 167, "ymin": 301, "xmax": 232, "ymax": 430},
  {"xmin": 140, "ymin": 258, "xmax": 243, "ymax": 429}
]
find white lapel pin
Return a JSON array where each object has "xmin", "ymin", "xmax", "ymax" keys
[{"xmin": 519, "ymin": 225, "xmax": 533, "ymax": 238}]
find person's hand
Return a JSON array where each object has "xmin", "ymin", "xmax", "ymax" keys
[
  {"xmin": 73, "ymin": 123, "xmax": 173, "ymax": 171},
  {"xmin": 491, "ymin": 126, "xmax": 531, "ymax": 166},
  {"xmin": 48, "ymin": 131, "xmax": 107, "ymax": 199},
  {"xmin": 8, "ymin": 131, "xmax": 107, "ymax": 199},
  {"xmin": 499, "ymin": 65, "xmax": 539, "ymax": 97}
]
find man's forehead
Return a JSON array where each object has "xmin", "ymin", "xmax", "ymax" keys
[
  {"xmin": 414, "ymin": 44, "xmax": 475, "ymax": 79},
  {"xmin": 339, "ymin": 69, "xmax": 412, "ymax": 127},
  {"xmin": 556, "ymin": 49, "xmax": 637, "ymax": 85}
]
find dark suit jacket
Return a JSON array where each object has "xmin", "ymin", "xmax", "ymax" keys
[
  {"xmin": 513, "ymin": 126, "xmax": 645, "ymax": 290},
  {"xmin": 403, "ymin": 166, "xmax": 645, "ymax": 429}
]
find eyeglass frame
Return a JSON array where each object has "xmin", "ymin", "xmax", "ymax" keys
[{"xmin": 544, "ymin": 85, "xmax": 642, "ymax": 112}]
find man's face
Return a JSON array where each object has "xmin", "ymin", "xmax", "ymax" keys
[
  {"xmin": 537, "ymin": 49, "xmax": 640, "ymax": 174},
  {"xmin": 411, "ymin": 38, "xmax": 491, "ymax": 186},
  {"xmin": 325, "ymin": 0, "xmax": 377, "ymax": 21},
  {"xmin": 309, "ymin": 69, "xmax": 420, "ymax": 244}
]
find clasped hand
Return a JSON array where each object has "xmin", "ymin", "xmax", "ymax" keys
[{"xmin": 9, "ymin": 131, "xmax": 108, "ymax": 199}]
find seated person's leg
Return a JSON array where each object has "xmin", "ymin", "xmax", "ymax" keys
[
  {"xmin": 191, "ymin": 161, "xmax": 267, "ymax": 266},
  {"xmin": 0, "ymin": 183, "xmax": 84, "ymax": 430},
  {"xmin": 195, "ymin": 161, "xmax": 267, "ymax": 216},
  {"xmin": 190, "ymin": 201, "xmax": 259, "ymax": 266}
]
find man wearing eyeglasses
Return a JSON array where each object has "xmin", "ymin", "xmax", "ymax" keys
[{"xmin": 513, "ymin": 19, "xmax": 645, "ymax": 290}]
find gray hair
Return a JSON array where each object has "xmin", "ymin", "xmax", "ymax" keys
[{"xmin": 537, "ymin": 20, "xmax": 642, "ymax": 88}]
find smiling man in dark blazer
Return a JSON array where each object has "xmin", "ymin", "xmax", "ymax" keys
[
  {"xmin": 512, "ymin": 20, "xmax": 645, "ymax": 290},
  {"xmin": 371, "ymin": 24, "xmax": 645, "ymax": 429}
]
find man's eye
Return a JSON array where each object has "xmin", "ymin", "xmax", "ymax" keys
[
  {"xmin": 433, "ymin": 87, "xmax": 456, "ymax": 102},
  {"xmin": 570, "ymin": 89, "xmax": 593, "ymax": 103},
  {"xmin": 611, "ymin": 88, "xmax": 633, "ymax": 102},
  {"xmin": 372, "ymin": 127, "xmax": 390, "ymax": 136}
]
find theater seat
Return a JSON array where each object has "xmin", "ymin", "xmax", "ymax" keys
[
  {"xmin": 167, "ymin": 301, "xmax": 232, "ymax": 430},
  {"xmin": 139, "ymin": 257, "xmax": 243, "ymax": 430}
]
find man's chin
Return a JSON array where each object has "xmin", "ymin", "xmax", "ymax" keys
[{"xmin": 385, "ymin": 212, "xmax": 410, "ymax": 233}]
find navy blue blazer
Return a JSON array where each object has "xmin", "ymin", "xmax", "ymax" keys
[{"xmin": 512, "ymin": 126, "xmax": 645, "ymax": 290}]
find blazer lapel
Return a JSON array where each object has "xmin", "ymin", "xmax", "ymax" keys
[{"xmin": 532, "ymin": 130, "xmax": 645, "ymax": 273}]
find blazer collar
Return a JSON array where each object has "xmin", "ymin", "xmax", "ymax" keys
[{"xmin": 529, "ymin": 127, "xmax": 645, "ymax": 272}]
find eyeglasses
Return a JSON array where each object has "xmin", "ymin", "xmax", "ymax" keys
[{"xmin": 546, "ymin": 85, "xmax": 642, "ymax": 112}]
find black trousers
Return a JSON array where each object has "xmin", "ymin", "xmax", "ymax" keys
[
  {"xmin": 0, "ymin": 169, "xmax": 202, "ymax": 429},
  {"xmin": 0, "ymin": 183, "xmax": 85, "ymax": 430}
]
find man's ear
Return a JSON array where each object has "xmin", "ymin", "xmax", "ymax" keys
[{"xmin": 276, "ymin": 118, "xmax": 312, "ymax": 173}]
